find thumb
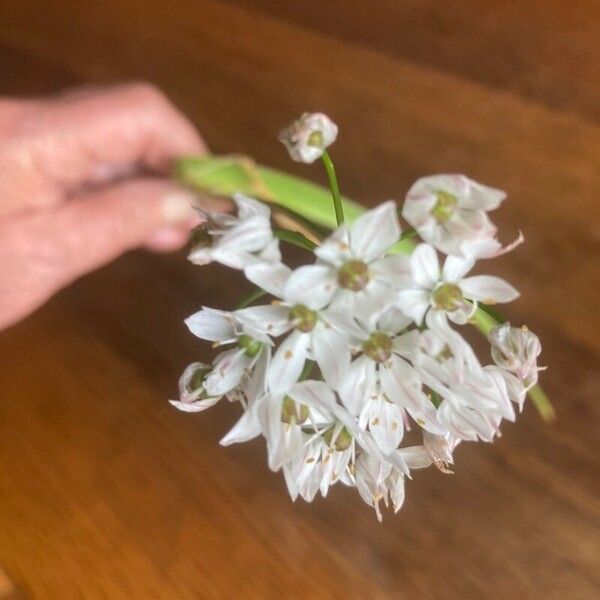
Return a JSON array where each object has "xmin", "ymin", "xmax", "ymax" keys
[{"xmin": 0, "ymin": 178, "xmax": 200, "ymax": 330}]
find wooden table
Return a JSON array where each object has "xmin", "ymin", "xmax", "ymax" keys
[{"xmin": 0, "ymin": 2, "xmax": 599, "ymax": 598}]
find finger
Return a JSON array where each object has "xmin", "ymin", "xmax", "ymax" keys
[
  {"xmin": 0, "ymin": 178, "xmax": 200, "ymax": 331},
  {"xmin": 0, "ymin": 82, "xmax": 206, "ymax": 218}
]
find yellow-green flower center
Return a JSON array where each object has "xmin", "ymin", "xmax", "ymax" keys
[
  {"xmin": 323, "ymin": 426, "xmax": 353, "ymax": 451},
  {"xmin": 432, "ymin": 283, "xmax": 464, "ymax": 312},
  {"xmin": 281, "ymin": 396, "xmax": 309, "ymax": 424},
  {"xmin": 238, "ymin": 334, "xmax": 263, "ymax": 357},
  {"xmin": 307, "ymin": 130, "xmax": 324, "ymax": 148},
  {"xmin": 289, "ymin": 304, "xmax": 317, "ymax": 333},
  {"xmin": 432, "ymin": 190, "xmax": 458, "ymax": 223},
  {"xmin": 338, "ymin": 260, "xmax": 370, "ymax": 291},
  {"xmin": 189, "ymin": 366, "xmax": 211, "ymax": 391},
  {"xmin": 363, "ymin": 331, "xmax": 393, "ymax": 363}
]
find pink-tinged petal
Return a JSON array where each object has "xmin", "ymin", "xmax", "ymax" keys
[
  {"xmin": 267, "ymin": 330, "xmax": 309, "ymax": 393},
  {"xmin": 349, "ymin": 201, "xmax": 400, "ymax": 262},
  {"xmin": 396, "ymin": 289, "xmax": 430, "ymax": 325},
  {"xmin": 169, "ymin": 397, "xmax": 220, "ymax": 413},
  {"xmin": 220, "ymin": 408, "xmax": 262, "ymax": 445},
  {"xmin": 185, "ymin": 307, "xmax": 236, "ymax": 342},
  {"xmin": 460, "ymin": 275, "xmax": 519, "ymax": 303},
  {"xmin": 461, "ymin": 179, "xmax": 506, "ymax": 211},
  {"xmin": 315, "ymin": 226, "xmax": 350, "ymax": 266},
  {"xmin": 312, "ymin": 323, "xmax": 351, "ymax": 389},
  {"xmin": 205, "ymin": 348, "xmax": 251, "ymax": 396},
  {"xmin": 244, "ymin": 262, "xmax": 291, "ymax": 297},
  {"xmin": 442, "ymin": 254, "xmax": 475, "ymax": 282},
  {"xmin": 283, "ymin": 264, "xmax": 337, "ymax": 309},
  {"xmin": 235, "ymin": 305, "xmax": 290, "ymax": 338},
  {"xmin": 410, "ymin": 244, "xmax": 440, "ymax": 288}
]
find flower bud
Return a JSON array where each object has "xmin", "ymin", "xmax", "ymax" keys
[
  {"xmin": 338, "ymin": 260, "xmax": 370, "ymax": 291},
  {"xmin": 279, "ymin": 113, "xmax": 338, "ymax": 163},
  {"xmin": 488, "ymin": 323, "xmax": 541, "ymax": 388}
]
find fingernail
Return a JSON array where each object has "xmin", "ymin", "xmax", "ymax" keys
[{"xmin": 161, "ymin": 190, "xmax": 198, "ymax": 226}]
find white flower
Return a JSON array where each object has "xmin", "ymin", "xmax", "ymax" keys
[
  {"xmin": 402, "ymin": 174, "xmax": 523, "ymax": 259},
  {"xmin": 489, "ymin": 323, "xmax": 543, "ymax": 389},
  {"xmin": 332, "ymin": 309, "xmax": 445, "ymax": 451},
  {"xmin": 353, "ymin": 445, "xmax": 432, "ymax": 521},
  {"xmin": 184, "ymin": 307, "xmax": 271, "ymax": 396},
  {"xmin": 279, "ymin": 113, "xmax": 338, "ymax": 163},
  {"xmin": 396, "ymin": 243, "xmax": 519, "ymax": 326},
  {"xmin": 169, "ymin": 362, "xmax": 221, "ymax": 413},
  {"xmin": 188, "ymin": 193, "xmax": 280, "ymax": 269},
  {"xmin": 283, "ymin": 201, "xmax": 409, "ymax": 324},
  {"xmin": 240, "ymin": 264, "xmax": 351, "ymax": 392},
  {"xmin": 422, "ymin": 430, "xmax": 460, "ymax": 474},
  {"xmin": 415, "ymin": 331, "xmax": 522, "ymax": 441}
]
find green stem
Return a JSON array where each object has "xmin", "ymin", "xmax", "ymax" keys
[
  {"xmin": 235, "ymin": 288, "xmax": 267, "ymax": 310},
  {"xmin": 321, "ymin": 150, "xmax": 344, "ymax": 226},
  {"xmin": 274, "ymin": 229, "xmax": 317, "ymax": 251}
]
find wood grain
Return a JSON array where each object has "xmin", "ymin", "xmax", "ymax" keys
[{"xmin": 0, "ymin": 2, "xmax": 598, "ymax": 598}]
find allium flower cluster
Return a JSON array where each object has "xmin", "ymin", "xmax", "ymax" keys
[{"xmin": 173, "ymin": 115, "xmax": 544, "ymax": 520}]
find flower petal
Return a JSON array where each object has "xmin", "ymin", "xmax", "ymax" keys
[
  {"xmin": 380, "ymin": 355, "xmax": 444, "ymax": 435},
  {"xmin": 220, "ymin": 408, "xmax": 262, "ymax": 445},
  {"xmin": 235, "ymin": 305, "xmax": 290, "ymax": 338},
  {"xmin": 396, "ymin": 289, "xmax": 430, "ymax": 325},
  {"xmin": 185, "ymin": 307, "xmax": 236, "ymax": 342},
  {"xmin": 267, "ymin": 330, "xmax": 310, "ymax": 393},
  {"xmin": 338, "ymin": 355, "xmax": 377, "ymax": 415},
  {"xmin": 410, "ymin": 243, "xmax": 440, "ymax": 288},
  {"xmin": 349, "ymin": 201, "xmax": 400, "ymax": 262},
  {"xmin": 442, "ymin": 254, "xmax": 475, "ymax": 282},
  {"xmin": 460, "ymin": 275, "xmax": 519, "ymax": 303},
  {"xmin": 311, "ymin": 322, "xmax": 351, "ymax": 389},
  {"xmin": 284, "ymin": 265, "xmax": 337, "ymax": 309},
  {"xmin": 204, "ymin": 348, "xmax": 251, "ymax": 396},
  {"xmin": 244, "ymin": 262, "xmax": 291, "ymax": 297}
]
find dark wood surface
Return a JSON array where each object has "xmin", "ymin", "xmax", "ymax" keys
[{"xmin": 0, "ymin": 2, "xmax": 599, "ymax": 598}]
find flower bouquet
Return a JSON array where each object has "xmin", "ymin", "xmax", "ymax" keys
[{"xmin": 170, "ymin": 113, "xmax": 552, "ymax": 520}]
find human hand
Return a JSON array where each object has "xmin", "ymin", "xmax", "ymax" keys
[{"xmin": 0, "ymin": 83, "xmax": 206, "ymax": 331}]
